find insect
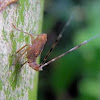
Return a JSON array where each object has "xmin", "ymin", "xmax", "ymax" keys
[
  {"xmin": 12, "ymin": 16, "xmax": 73, "ymax": 71},
  {"xmin": 0, "ymin": 0, "xmax": 18, "ymax": 12},
  {"xmin": 13, "ymin": 16, "xmax": 100, "ymax": 71},
  {"xmin": 13, "ymin": 24, "xmax": 47, "ymax": 71}
]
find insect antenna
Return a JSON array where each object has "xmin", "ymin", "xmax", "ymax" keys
[
  {"xmin": 41, "ymin": 15, "xmax": 74, "ymax": 65},
  {"xmin": 40, "ymin": 33, "xmax": 100, "ymax": 70},
  {"xmin": 12, "ymin": 24, "xmax": 34, "ymax": 38}
]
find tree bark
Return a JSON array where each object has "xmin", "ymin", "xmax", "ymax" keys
[{"xmin": 0, "ymin": 0, "xmax": 44, "ymax": 99}]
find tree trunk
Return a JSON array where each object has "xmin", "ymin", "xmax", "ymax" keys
[{"xmin": 0, "ymin": 0, "xmax": 44, "ymax": 99}]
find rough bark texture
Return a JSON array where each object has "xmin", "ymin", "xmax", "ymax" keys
[{"xmin": 0, "ymin": 0, "xmax": 44, "ymax": 99}]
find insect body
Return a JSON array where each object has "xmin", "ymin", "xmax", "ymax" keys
[
  {"xmin": 26, "ymin": 34, "xmax": 47, "ymax": 71},
  {"xmin": 13, "ymin": 25, "xmax": 47, "ymax": 71}
]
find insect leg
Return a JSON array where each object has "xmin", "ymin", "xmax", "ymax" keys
[
  {"xmin": 40, "ymin": 33, "xmax": 100, "ymax": 69},
  {"xmin": 16, "ymin": 44, "xmax": 28, "ymax": 54},
  {"xmin": 14, "ymin": 46, "xmax": 30, "ymax": 65},
  {"xmin": 41, "ymin": 15, "xmax": 73, "ymax": 65},
  {"xmin": 21, "ymin": 61, "xmax": 28, "ymax": 67},
  {"xmin": 12, "ymin": 24, "xmax": 35, "ymax": 42}
]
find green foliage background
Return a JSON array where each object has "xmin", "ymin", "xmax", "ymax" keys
[{"xmin": 38, "ymin": 0, "xmax": 100, "ymax": 100}]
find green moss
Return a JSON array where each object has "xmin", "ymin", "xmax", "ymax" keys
[
  {"xmin": 21, "ymin": 90, "xmax": 24, "ymax": 96},
  {"xmin": 17, "ymin": 0, "xmax": 25, "ymax": 25},
  {"xmin": 9, "ymin": 63, "xmax": 22, "ymax": 91},
  {"xmin": 0, "ymin": 80, "xmax": 3, "ymax": 91},
  {"xmin": 29, "ymin": 72, "xmax": 39, "ymax": 100},
  {"xmin": 9, "ymin": 31, "xmax": 23, "ymax": 90},
  {"xmin": 2, "ymin": 28, "xmax": 8, "ymax": 42},
  {"xmin": 38, "ymin": 0, "xmax": 44, "ymax": 34},
  {"xmin": 10, "ymin": 32, "xmax": 17, "ymax": 53},
  {"xmin": 25, "ymin": 0, "xmax": 30, "ymax": 10},
  {"xmin": 9, "ymin": 32, "xmax": 17, "ymax": 69},
  {"xmin": 8, "ymin": 54, "xmax": 13, "ymax": 68},
  {"xmin": 3, "ymin": 11, "xmax": 8, "ymax": 19},
  {"xmin": 4, "ymin": 87, "xmax": 11, "ymax": 100},
  {"xmin": 25, "ymin": 35, "xmax": 30, "ymax": 44},
  {"xmin": 19, "ymin": 31, "xmax": 24, "ymax": 43}
]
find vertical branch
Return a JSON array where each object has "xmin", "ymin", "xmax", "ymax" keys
[{"xmin": 0, "ymin": 0, "xmax": 44, "ymax": 99}]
